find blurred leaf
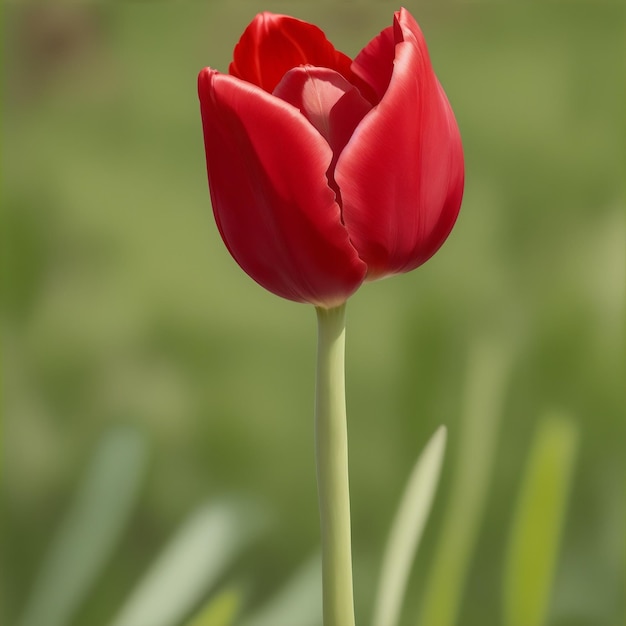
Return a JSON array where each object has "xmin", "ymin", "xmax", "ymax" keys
[
  {"xmin": 417, "ymin": 337, "xmax": 513, "ymax": 626},
  {"xmin": 504, "ymin": 412, "xmax": 579, "ymax": 626},
  {"xmin": 185, "ymin": 587, "xmax": 240, "ymax": 626},
  {"xmin": 17, "ymin": 427, "xmax": 148, "ymax": 626},
  {"xmin": 0, "ymin": 193, "xmax": 47, "ymax": 323},
  {"xmin": 109, "ymin": 500, "xmax": 264, "ymax": 626},
  {"xmin": 372, "ymin": 426, "xmax": 447, "ymax": 626},
  {"xmin": 242, "ymin": 555, "xmax": 322, "ymax": 626}
]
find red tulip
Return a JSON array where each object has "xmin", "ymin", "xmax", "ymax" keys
[{"xmin": 198, "ymin": 8, "xmax": 464, "ymax": 308}]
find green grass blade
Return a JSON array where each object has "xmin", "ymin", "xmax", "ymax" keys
[
  {"xmin": 503, "ymin": 412, "xmax": 579, "ymax": 626},
  {"xmin": 372, "ymin": 426, "xmax": 447, "ymax": 626},
  {"xmin": 17, "ymin": 427, "xmax": 148, "ymax": 626},
  {"xmin": 109, "ymin": 500, "xmax": 262, "ymax": 626},
  {"xmin": 184, "ymin": 588, "xmax": 241, "ymax": 626},
  {"xmin": 417, "ymin": 337, "xmax": 513, "ymax": 626}
]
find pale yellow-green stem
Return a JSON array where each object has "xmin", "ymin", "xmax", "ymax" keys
[{"xmin": 315, "ymin": 303, "xmax": 355, "ymax": 626}]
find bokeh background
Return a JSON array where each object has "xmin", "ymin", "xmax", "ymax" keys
[{"xmin": 3, "ymin": 1, "xmax": 624, "ymax": 626}]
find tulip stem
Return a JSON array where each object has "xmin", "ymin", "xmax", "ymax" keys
[{"xmin": 315, "ymin": 303, "xmax": 356, "ymax": 626}]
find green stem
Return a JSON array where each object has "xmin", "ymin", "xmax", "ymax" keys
[{"xmin": 315, "ymin": 303, "xmax": 355, "ymax": 626}]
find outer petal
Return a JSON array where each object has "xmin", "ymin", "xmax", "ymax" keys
[
  {"xmin": 229, "ymin": 12, "xmax": 354, "ymax": 94},
  {"xmin": 336, "ymin": 9, "xmax": 465, "ymax": 279},
  {"xmin": 198, "ymin": 68, "xmax": 367, "ymax": 307}
]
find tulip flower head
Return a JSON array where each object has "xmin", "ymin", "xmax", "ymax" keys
[{"xmin": 198, "ymin": 8, "xmax": 464, "ymax": 308}]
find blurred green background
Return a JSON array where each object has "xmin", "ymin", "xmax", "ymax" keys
[{"xmin": 2, "ymin": 1, "xmax": 624, "ymax": 626}]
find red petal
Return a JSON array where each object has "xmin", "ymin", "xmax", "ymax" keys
[
  {"xmin": 229, "ymin": 13, "xmax": 354, "ymax": 94},
  {"xmin": 273, "ymin": 66, "xmax": 372, "ymax": 196},
  {"xmin": 198, "ymin": 68, "xmax": 367, "ymax": 306},
  {"xmin": 336, "ymin": 9, "xmax": 464, "ymax": 279},
  {"xmin": 351, "ymin": 24, "xmax": 396, "ymax": 104}
]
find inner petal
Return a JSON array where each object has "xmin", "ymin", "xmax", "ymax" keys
[
  {"xmin": 229, "ymin": 13, "xmax": 354, "ymax": 94},
  {"xmin": 273, "ymin": 66, "xmax": 372, "ymax": 176},
  {"xmin": 351, "ymin": 24, "xmax": 397, "ymax": 104}
]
